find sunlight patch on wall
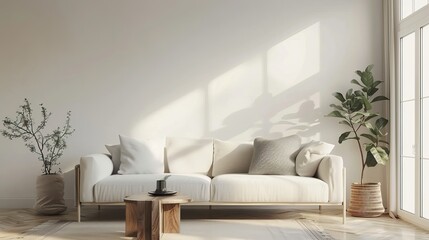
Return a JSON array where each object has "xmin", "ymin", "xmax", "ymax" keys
[
  {"xmin": 208, "ymin": 57, "xmax": 263, "ymax": 138},
  {"xmin": 132, "ymin": 89, "xmax": 205, "ymax": 139},
  {"xmin": 267, "ymin": 22, "xmax": 320, "ymax": 96},
  {"xmin": 132, "ymin": 22, "xmax": 321, "ymax": 141},
  {"xmin": 269, "ymin": 92, "xmax": 321, "ymax": 142}
]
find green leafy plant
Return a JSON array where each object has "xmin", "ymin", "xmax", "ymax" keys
[
  {"xmin": 1, "ymin": 99, "xmax": 75, "ymax": 175},
  {"xmin": 327, "ymin": 65, "xmax": 389, "ymax": 184}
]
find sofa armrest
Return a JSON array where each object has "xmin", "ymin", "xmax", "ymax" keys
[
  {"xmin": 316, "ymin": 155, "xmax": 344, "ymax": 203},
  {"xmin": 79, "ymin": 154, "xmax": 113, "ymax": 202}
]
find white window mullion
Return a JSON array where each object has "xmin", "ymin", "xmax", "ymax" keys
[{"xmin": 415, "ymin": 27, "xmax": 422, "ymax": 219}]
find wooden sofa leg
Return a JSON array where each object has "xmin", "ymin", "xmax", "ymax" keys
[
  {"xmin": 319, "ymin": 205, "xmax": 322, "ymax": 212},
  {"xmin": 343, "ymin": 202, "xmax": 346, "ymax": 224},
  {"xmin": 75, "ymin": 164, "xmax": 82, "ymax": 222},
  {"xmin": 77, "ymin": 202, "xmax": 81, "ymax": 222},
  {"xmin": 98, "ymin": 205, "xmax": 101, "ymax": 211},
  {"xmin": 342, "ymin": 167, "xmax": 347, "ymax": 224}
]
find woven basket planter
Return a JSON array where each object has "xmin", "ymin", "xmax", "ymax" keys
[{"xmin": 348, "ymin": 182, "xmax": 384, "ymax": 217}]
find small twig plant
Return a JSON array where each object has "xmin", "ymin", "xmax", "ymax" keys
[{"xmin": 1, "ymin": 99, "xmax": 74, "ymax": 175}]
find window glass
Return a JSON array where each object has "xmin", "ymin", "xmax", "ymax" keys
[
  {"xmin": 401, "ymin": 157, "xmax": 416, "ymax": 213},
  {"xmin": 423, "ymin": 25, "xmax": 429, "ymax": 98},
  {"xmin": 402, "ymin": 0, "xmax": 429, "ymax": 19},
  {"xmin": 401, "ymin": 33, "xmax": 416, "ymax": 101},
  {"xmin": 423, "ymin": 159, "xmax": 429, "ymax": 219},
  {"xmin": 416, "ymin": 0, "xmax": 429, "ymax": 12},
  {"xmin": 401, "ymin": 101, "xmax": 416, "ymax": 157},
  {"xmin": 423, "ymin": 99, "xmax": 429, "ymax": 159}
]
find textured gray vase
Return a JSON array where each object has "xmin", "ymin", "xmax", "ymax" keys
[{"xmin": 34, "ymin": 174, "xmax": 67, "ymax": 215}]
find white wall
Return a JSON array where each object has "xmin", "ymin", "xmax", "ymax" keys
[{"xmin": 0, "ymin": 0, "xmax": 385, "ymax": 208}]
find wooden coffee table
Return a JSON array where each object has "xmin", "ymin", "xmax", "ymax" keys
[{"xmin": 124, "ymin": 193, "xmax": 192, "ymax": 240}]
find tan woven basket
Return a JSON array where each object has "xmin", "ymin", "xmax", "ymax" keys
[{"xmin": 348, "ymin": 182, "xmax": 384, "ymax": 217}]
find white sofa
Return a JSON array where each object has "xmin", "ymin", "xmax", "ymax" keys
[{"xmin": 75, "ymin": 138, "xmax": 346, "ymax": 223}]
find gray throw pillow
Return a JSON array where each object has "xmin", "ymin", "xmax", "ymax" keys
[{"xmin": 248, "ymin": 135, "xmax": 301, "ymax": 175}]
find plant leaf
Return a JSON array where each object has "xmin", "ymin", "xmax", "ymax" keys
[
  {"xmin": 327, "ymin": 110, "xmax": 346, "ymax": 119},
  {"xmin": 365, "ymin": 150, "xmax": 378, "ymax": 167},
  {"xmin": 346, "ymin": 89, "xmax": 353, "ymax": 99},
  {"xmin": 356, "ymin": 70, "xmax": 363, "ymax": 78},
  {"xmin": 380, "ymin": 146, "xmax": 390, "ymax": 155},
  {"xmin": 333, "ymin": 92, "xmax": 346, "ymax": 102},
  {"xmin": 339, "ymin": 131, "xmax": 351, "ymax": 144},
  {"xmin": 365, "ymin": 122, "xmax": 374, "ymax": 130},
  {"xmin": 368, "ymin": 146, "xmax": 389, "ymax": 166},
  {"xmin": 351, "ymin": 79, "xmax": 365, "ymax": 88},
  {"xmin": 367, "ymin": 87, "xmax": 378, "ymax": 96},
  {"xmin": 354, "ymin": 112, "xmax": 371, "ymax": 117},
  {"xmin": 371, "ymin": 96, "xmax": 389, "ymax": 103},
  {"xmin": 375, "ymin": 117, "xmax": 388, "ymax": 130},
  {"xmin": 339, "ymin": 120, "xmax": 352, "ymax": 127},
  {"xmin": 360, "ymin": 72, "xmax": 373, "ymax": 87},
  {"xmin": 372, "ymin": 80, "xmax": 382, "ymax": 88},
  {"xmin": 366, "ymin": 64, "xmax": 374, "ymax": 72},
  {"xmin": 360, "ymin": 95, "xmax": 372, "ymax": 111},
  {"xmin": 365, "ymin": 113, "xmax": 378, "ymax": 121},
  {"xmin": 330, "ymin": 104, "xmax": 345, "ymax": 111},
  {"xmin": 361, "ymin": 133, "xmax": 377, "ymax": 143}
]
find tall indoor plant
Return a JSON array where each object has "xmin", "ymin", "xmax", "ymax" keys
[
  {"xmin": 327, "ymin": 65, "xmax": 389, "ymax": 217},
  {"xmin": 1, "ymin": 99, "xmax": 74, "ymax": 215}
]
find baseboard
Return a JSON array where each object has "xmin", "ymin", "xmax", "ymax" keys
[
  {"xmin": 182, "ymin": 205, "xmax": 344, "ymax": 210},
  {"xmin": 0, "ymin": 198, "xmax": 75, "ymax": 208}
]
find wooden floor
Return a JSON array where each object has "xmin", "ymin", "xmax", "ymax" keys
[{"xmin": 1, "ymin": 206, "xmax": 429, "ymax": 239}]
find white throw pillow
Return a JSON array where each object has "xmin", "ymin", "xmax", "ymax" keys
[
  {"xmin": 105, "ymin": 144, "xmax": 121, "ymax": 174},
  {"xmin": 212, "ymin": 139, "xmax": 253, "ymax": 176},
  {"xmin": 118, "ymin": 135, "xmax": 164, "ymax": 174},
  {"xmin": 165, "ymin": 138, "xmax": 213, "ymax": 175},
  {"xmin": 296, "ymin": 141, "xmax": 335, "ymax": 177}
]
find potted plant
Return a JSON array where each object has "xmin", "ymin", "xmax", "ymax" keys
[
  {"xmin": 327, "ymin": 65, "xmax": 389, "ymax": 217},
  {"xmin": 1, "ymin": 99, "xmax": 74, "ymax": 215}
]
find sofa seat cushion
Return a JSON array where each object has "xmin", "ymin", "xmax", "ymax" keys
[
  {"xmin": 94, "ymin": 174, "xmax": 211, "ymax": 202},
  {"xmin": 211, "ymin": 174, "xmax": 329, "ymax": 203}
]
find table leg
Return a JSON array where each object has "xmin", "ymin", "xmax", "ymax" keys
[
  {"xmin": 125, "ymin": 202, "xmax": 138, "ymax": 237},
  {"xmin": 151, "ymin": 199, "xmax": 161, "ymax": 240},
  {"xmin": 162, "ymin": 203, "xmax": 180, "ymax": 233},
  {"xmin": 126, "ymin": 201, "xmax": 152, "ymax": 240},
  {"xmin": 137, "ymin": 201, "xmax": 152, "ymax": 240}
]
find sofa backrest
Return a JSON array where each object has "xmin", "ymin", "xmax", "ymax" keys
[
  {"xmin": 164, "ymin": 137, "xmax": 255, "ymax": 177},
  {"xmin": 165, "ymin": 138, "xmax": 213, "ymax": 175},
  {"xmin": 212, "ymin": 139, "xmax": 253, "ymax": 176}
]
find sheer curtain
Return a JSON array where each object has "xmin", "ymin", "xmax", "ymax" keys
[{"xmin": 383, "ymin": 0, "xmax": 397, "ymax": 218}]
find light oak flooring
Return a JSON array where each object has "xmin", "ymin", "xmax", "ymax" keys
[{"xmin": 1, "ymin": 206, "xmax": 429, "ymax": 239}]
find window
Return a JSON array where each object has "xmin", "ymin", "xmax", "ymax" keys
[{"xmin": 397, "ymin": 0, "xmax": 429, "ymax": 228}]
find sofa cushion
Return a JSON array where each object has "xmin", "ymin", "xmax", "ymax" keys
[
  {"xmin": 211, "ymin": 174, "xmax": 329, "ymax": 202},
  {"xmin": 296, "ymin": 141, "xmax": 335, "ymax": 177},
  {"xmin": 94, "ymin": 173, "xmax": 211, "ymax": 202},
  {"xmin": 105, "ymin": 144, "xmax": 121, "ymax": 174},
  {"xmin": 248, "ymin": 135, "xmax": 301, "ymax": 175},
  {"xmin": 165, "ymin": 138, "xmax": 213, "ymax": 175},
  {"xmin": 118, "ymin": 135, "xmax": 164, "ymax": 174},
  {"xmin": 212, "ymin": 140, "xmax": 253, "ymax": 176}
]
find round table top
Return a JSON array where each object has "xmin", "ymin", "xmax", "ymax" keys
[{"xmin": 124, "ymin": 193, "xmax": 192, "ymax": 204}]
